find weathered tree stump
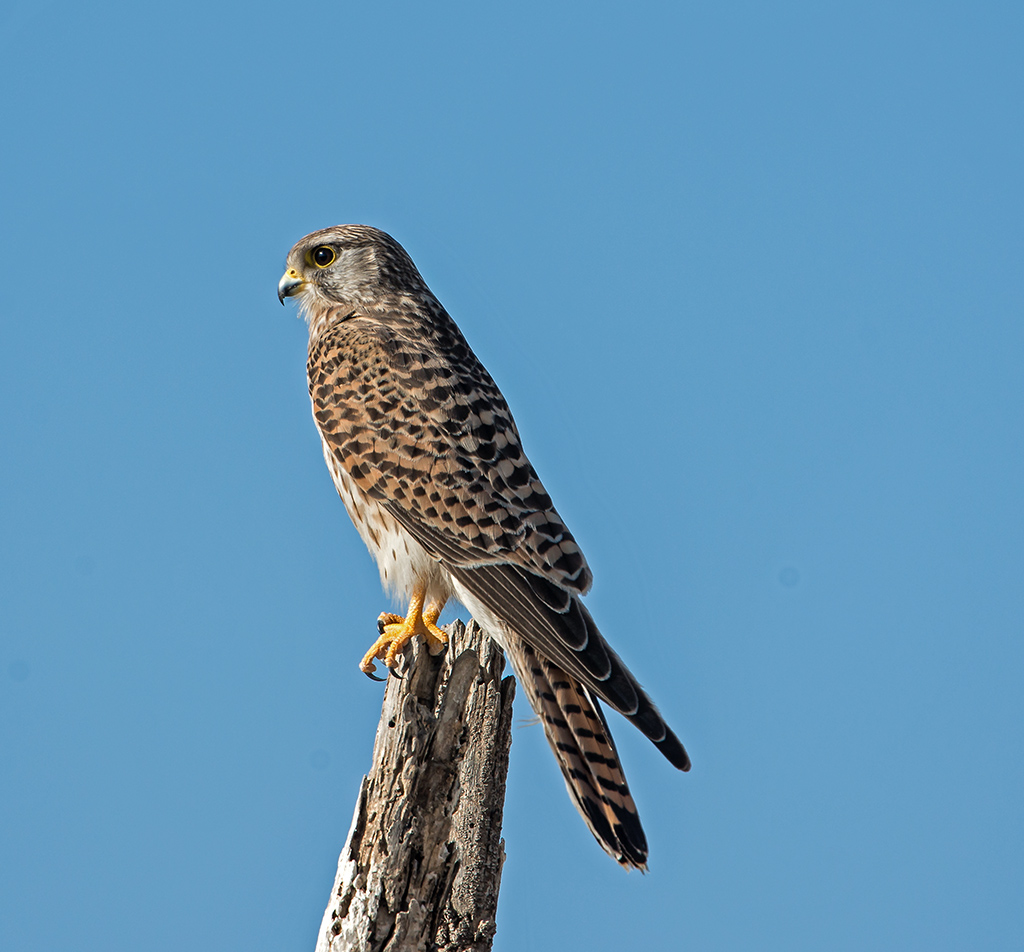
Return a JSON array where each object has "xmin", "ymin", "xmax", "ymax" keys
[{"xmin": 315, "ymin": 620, "xmax": 515, "ymax": 952}]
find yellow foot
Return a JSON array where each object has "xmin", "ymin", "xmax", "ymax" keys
[{"xmin": 359, "ymin": 592, "xmax": 448, "ymax": 679}]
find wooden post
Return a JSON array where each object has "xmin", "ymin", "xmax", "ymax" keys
[{"xmin": 315, "ymin": 620, "xmax": 515, "ymax": 952}]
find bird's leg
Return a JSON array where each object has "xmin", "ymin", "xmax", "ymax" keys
[{"xmin": 360, "ymin": 585, "xmax": 448, "ymax": 678}]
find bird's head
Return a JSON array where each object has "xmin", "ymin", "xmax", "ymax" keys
[{"xmin": 278, "ymin": 225, "xmax": 427, "ymax": 317}]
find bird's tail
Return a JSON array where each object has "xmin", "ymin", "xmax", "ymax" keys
[{"xmin": 505, "ymin": 638, "xmax": 650, "ymax": 869}]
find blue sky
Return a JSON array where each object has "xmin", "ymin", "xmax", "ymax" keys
[{"xmin": 1, "ymin": 2, "xmax": 1022, "ymax": 949}]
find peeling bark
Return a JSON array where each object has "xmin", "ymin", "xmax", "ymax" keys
[{"xmin": 315, "ymin": 620, "xmax": 514, "ymax": 952}]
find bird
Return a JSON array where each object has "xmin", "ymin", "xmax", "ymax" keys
[{"xmin": 278, "ymin": 225, "xmax": 690, "ymax": 868}]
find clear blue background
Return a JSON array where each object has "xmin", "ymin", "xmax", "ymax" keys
[{"xmin": 2, "ymin": 2, "xmax": 1021, "ymax": 949}]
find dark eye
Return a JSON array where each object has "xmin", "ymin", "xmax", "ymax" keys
[{"xmin": 311, "ymin": 246, "xmax": 336, "ymax": 268}]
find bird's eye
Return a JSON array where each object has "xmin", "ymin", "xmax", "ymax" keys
[{"xmin": 311, "ymin": 246, "xmax": 336, "ymax": 268}]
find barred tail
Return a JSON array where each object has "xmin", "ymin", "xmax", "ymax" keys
[{"xmin": 506, "ymin": 639, "xmax": 649, "ymax": 869}]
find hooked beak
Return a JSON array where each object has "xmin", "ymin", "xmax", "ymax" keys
[{"xmin": 278, "ymin": 269, "xmax": 306, "ymax": 305}]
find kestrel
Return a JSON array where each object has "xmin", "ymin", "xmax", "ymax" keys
[{"xmin": 279, "ymin": 225, "xmax": 690, "ymax": 868}]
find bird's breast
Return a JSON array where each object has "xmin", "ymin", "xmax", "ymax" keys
[{"xmin": 320, "ymin": 437, "xmax": 452, "ymax": 606}]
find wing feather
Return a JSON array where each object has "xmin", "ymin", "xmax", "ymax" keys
[
  {"xmin": 309, "ymin": 311, "xmax": 690, "ymax": 773},
  {"xmin": 309, "ymin": 314, "xmax": 593, "ymax": 591}
]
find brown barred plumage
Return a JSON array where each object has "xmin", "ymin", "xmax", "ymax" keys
[
  {"xmin": 505, "ymin": 640, "xmax": 649, "ymax": 867},
  {"xmin": 279, "ymin": 225, "xmax": 690, "ymax": 868}
]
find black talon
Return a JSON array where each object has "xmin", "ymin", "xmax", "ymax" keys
[
  {"xmin": 364, "ymin": 669, "xmax": 386, "ymax": 682},
  {"xmin": 377, "ymin": 618, "xmax": 386, "ymax": 635}
]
